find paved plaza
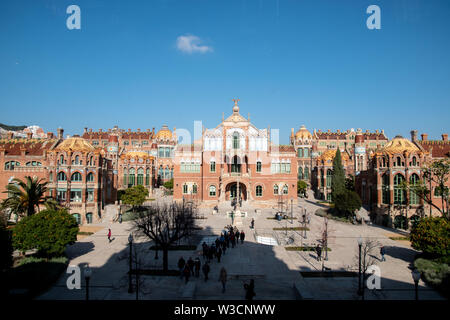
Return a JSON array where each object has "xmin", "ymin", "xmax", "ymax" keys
[{"xmin": 37, "ymin": 194, "xmax": 445, "ymax": 300}]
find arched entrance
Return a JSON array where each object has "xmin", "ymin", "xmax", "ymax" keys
[{"xmin": 225, "ymin": 182, "xmax": 247, "ymax": 201}]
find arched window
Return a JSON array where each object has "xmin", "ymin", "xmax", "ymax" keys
[
  {"xmin": 256, "ymin": 185, "xmax": 263, "ymax": 197},
  {"xmin": 137, "ymin": 168, "xmax": 144, "ymax": 185},
  {"xmin": 256, "ymin": 161, "xmax": 262, "ymax": 173},
  {"xmin": 123, "ymin": 168, "xmax": 128, "ymax": 186},
  {"xmin": 297, "ymin": 148, "xmax": 303, "ymax": 158},
  {"xmin": 89, "ymin": 156, "xmax": 94, "ymax": 166},
  {"xmin": 298, "ymin": 167, "xmax": 303, "ymax": 179},
  {"xmin": 282, "ymin": 184, "xmax": 289, "ymax": 195},
  {"xmin": 57, "ymin": 171, "xmax": 67, "ymax": 181},
  {"xmin": 129, "ymin": 168, "xmax": 136, "ymax": 186},
  {"xmin": 72, "ymin": 213, "xmax": 81, "ymax": 225},
  {"xmin": 71, "ymin": 172, "xmax": 82, "ymax": 182},
  {"xmin": 74, "ymin": 155, "xmax": 80, "ymax": 165},
  {"xmin": 304, "ymin": 148, "xmax": 309, "ymax": 158},
  {"xmin": 145, "ymin": 168, "xmax": 150, "ymax": 186},
  {"xmin": 412, "ymin": 156, "xmax": 417, "ymax": 166},
  {"xmin": 382, "ymin": 158, "xmax": 386, "ymax": 167},
  {"xmin": 326, "ymin": 169, "xmax": 333, "ymax": 188},
  {"xmin": 394, "ymin": 174, "xmax": 406, "ymax": 205},
  {"xmin": 304, "ymin": 166, "xmax": 309, "ymax": 179},
  {"xmin": 4, "ymin": 161, "xmax": 20, "ymax": 170},
  {"xmin": 192, "ymin": 184, "xmax": 198, "ymax": 194},
  {"xmin": 49, "ymin": 172, "xmax": 53, "ymax": 182},
  {"xmin": 409, "ymin": 174, "xmax": 419, "ymax": 205},
  {"xmin": 60, "ymin": 155, "xmax": 64, "ymax": 165},
  {"xmin": 273, "ymin": 184, "xmax": 279, "ymax": 195},
  {"xmin": 232, "ymin": 132, "xmax": 240, "ymax": 149},
  {"xmin": 86, "ymin": 172, "xmax": 94, "ymax": 182},
  {"xmin": 396, "ymin": 157, "xmax": 402, "ymax": 167},
  {"xmin": 209, "ymin": 185, "xmax": 216, "ymax": 197},
  {"xmin": 183, "ymin": 184, "xmax": 188, "ymax": 194},
  {"xmin": 382, "ymin": 174, "xmax": 389, "ymax": 204}
]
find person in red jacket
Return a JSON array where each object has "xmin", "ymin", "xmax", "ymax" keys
[{"xmin": 107, "ymin": 228, "xmax": 112, "ymax": 243}]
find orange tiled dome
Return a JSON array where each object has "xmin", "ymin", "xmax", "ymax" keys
[
  {"xmin": 55, "ymin": 137, "xmax": 95, "ymax": 152},
  {"xmin": 155, "ymin": 125, "xmax": 172, "ymax": 140},
  {"xmin": 318, "ymin": 149, "xmax": 350, "ymax": 163},
  {"xmin": 295, "ymin": 125, "xmax": 312, "ymax": 140},
  {"xmin": 383, "ymin": 135, "xmax": 419, "ymax": 154}
]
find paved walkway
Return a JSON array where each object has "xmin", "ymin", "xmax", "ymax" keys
[{"xmin": 37, "ymin": 195, "xmax": 445, "ymax": 300}]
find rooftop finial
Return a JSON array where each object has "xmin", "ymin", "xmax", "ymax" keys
[{"xmin": 232, "ymin": 98, "xmax": 240, "ymax": 113}]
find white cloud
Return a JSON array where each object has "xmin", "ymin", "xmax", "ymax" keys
[{"xmin": 176, "ymin": 34, "xmax": 213, "ymax": 54}]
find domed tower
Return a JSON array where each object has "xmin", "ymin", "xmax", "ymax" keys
[{"xmin": 354, "ymin": 128, "xmax": 366, "ymax": 172}]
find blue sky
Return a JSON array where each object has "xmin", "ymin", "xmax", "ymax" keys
[{"xmin": 1, "ymin": 0, "xmax": 449, "ymax": 144}]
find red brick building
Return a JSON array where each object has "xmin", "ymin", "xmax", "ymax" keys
[
  {"xmin": 356, "ymin": 131, "xmax": 450, "ymax": 226},
  {"xmin": 173, "ymin": 101, "xmax": 298, "ymax": 207}
]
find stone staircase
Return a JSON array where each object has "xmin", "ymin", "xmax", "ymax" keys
[{"xmin": 103, "ymin": 204, "xmax": 119, "ymax": 223}]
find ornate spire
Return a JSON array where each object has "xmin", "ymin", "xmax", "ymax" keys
[{"xmin": 232, "ymin": 98, "xmax": 240, "ymax": 113}]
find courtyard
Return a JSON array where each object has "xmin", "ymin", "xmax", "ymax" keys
[{"xmin": 36, "ymin": 193, "xmax": 445, "ymax": 300}]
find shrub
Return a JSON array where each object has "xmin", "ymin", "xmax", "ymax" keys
[
  {"xmin": 163, "ymin": 179, "xmax": 174, "ymax": 190},
  {"xmin": 297, "ymin": 180, "xmax": 307, "ymax": 196},
  {"xmin": 414, "ymin": 258, "xmax": 450, "ymax": 298},
  {"xmin": 409, "ymin": 215, "xmax": 421, "ymax": 229},
  {"xmin": 410, "ymin": 217, "xmax": 450, "ymax": 258},
  {"xmin": 121, "ymin": 185, "xmax": 149, "ymax": 211},
  {"xmin": 8, "ymin": 256, "xmax": 68, "ymax": 298},
  {"xmin": 333, "ymin": 190, "xmax": 362, "ymax": 218},
  {"xmin": 12, "ymin": 209, "xmax": 79, "ymax": 258}
]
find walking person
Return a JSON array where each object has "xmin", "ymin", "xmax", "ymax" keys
[
  {"xmin": 194, "ymin": 258, "xmax": 201, "ymax": 277},
  {"xmin": 222, "ymin": 241, "xmax": 227, "ymax": 255},
  {"xmin": 118, "ymin": 213, "xmax": 122, "ymax": 224},
  {"xmin": 202, "ymin": 262, "xmax": 210, "ymax": 282},
  {"xmin": 244, "ymin": 279, "xmax": 256, "ymax": 300},
  {"xmin": 219, "ymin": 267, "xmax": 227, "ymax": 293},
  {"xmin": 202, "ymin": 242, "xmax": 208, "ymax": 260},
  {"xmin": 217, "ymin": 247, "xmax": 222, "ymax": 263},
  {"xmin": 183, "ymin": 264, "xmax": 191, "ymax": 284},
  {"xmin": 316, "ymin": 244, "xmax": 322, "ymax": 261},
  {"xmin": 225, "ymin": 233, "xmax": 230, "ymax": 248},
  {"xmin": 178, "ymin": 257, "xmax": 186, "ymax": 279},
  {"xmin": 107, "ymin": 228, "xmax": 112, "ymax": 243},
  {"xmin": 231, "ymin": 233, "xmax": 236, "ymax": 248},
  {"xmin": 187, "ymin": 257, "xmax": 195, "ymax": 276},
  {"xmin": 240, "ymin": 231, "xmax": 245, "ymax": 244},
  {"xmin": 235, "ymin": 230, "xmax": 240, "ymax": 246},
  {"xmin": 250, "ymin": 218, "xmax": 255, "ymax": 229},
  {"xmin": 380, "ymin": 246, "xmax": 386, "ymax": 262}
]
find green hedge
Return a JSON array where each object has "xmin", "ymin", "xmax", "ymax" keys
[
  {"xmin": 7, "ymin": 256, "xmax": 68, "ymax": 298},
  {"xmin": 315, "ymin": 208, "xmax": 351, "ymax": 223},
  {"xmin": 414, "ymin": 257, "xmax": 450, "ymax": 298},
  {"xmin": 410, "ymin": 217, "xmax": 450, "ymax": 258},
  {"xmin": 12, "ymin": 209, "xmax": 79, "ymax": 258}
]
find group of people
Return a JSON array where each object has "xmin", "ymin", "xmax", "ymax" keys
[
  {"xmin": 176, "ymin": 225, "xmax": 255, "ymax": 299},
  {"xmin": 178, "ymin": 257, "xmax": 204, "ymax": 283}
]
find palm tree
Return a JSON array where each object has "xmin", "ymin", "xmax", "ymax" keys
[{"xmin": 1, "ymin": 176, "xmax": 49, "ymax": 218}]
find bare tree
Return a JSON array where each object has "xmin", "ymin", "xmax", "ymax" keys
[
  {"xmin": 352, "ymin": 238, "xmax": 380, "ymax": 298},
  {"xmin": 319, "ymin": 217, "xmax": 335, "ymax": 270},
  {"xmin": 133, "ymin": 201, "xmax": 197, "ymax": 271}
]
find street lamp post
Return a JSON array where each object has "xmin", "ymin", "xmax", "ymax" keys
[
  {"xmin": 84, "ymin": 264, "xmax": 92, "ymax": 301},
  {"xmin": 128, "ymin": 233, "xmax": 133, "ymax": 293},
  {"xmin": 357, "ymin": 236, "xmax": 363, "ymax": 297},
  {"xmin": 412, "ymin": 269, "xmax": 421, "ymax": 300}
]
